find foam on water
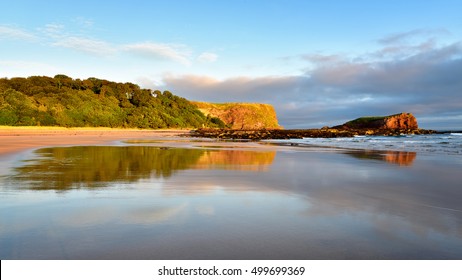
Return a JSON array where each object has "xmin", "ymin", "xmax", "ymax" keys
[{"xmin": 271, "ymin": 133, "xmax": 462, "ymax": 155}]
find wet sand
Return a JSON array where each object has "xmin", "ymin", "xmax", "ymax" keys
[
  {"xmin": 0, "ymin": 127, "xmax": 282, "ymax": 158},
  {"xmin": 0, "ymin": 127, "xmax": 190, "ymax": 156},
  {"xmin": 1, "ymin": 126, "xmax": 461, "ymax": 259}
]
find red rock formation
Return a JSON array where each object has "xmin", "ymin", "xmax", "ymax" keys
[
  {"xmin": 192, "ymin": 102, "xmax": 281, "ymax": 130},
  {"xmin": 383, "ymin": 113, "xmax": 418, "ymax": 130},
  {"xmin": 341, "ymin": 112, "xmax": 419, "ymax": 130}
]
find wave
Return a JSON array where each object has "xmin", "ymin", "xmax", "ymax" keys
[{"xmin": 283, "ymin": 134, "xmax": 462, "ymax": 155}]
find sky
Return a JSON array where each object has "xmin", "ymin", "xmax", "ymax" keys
[{"xmin": 1, "ymin": 0, "xmax": 461, "ymax": 129}]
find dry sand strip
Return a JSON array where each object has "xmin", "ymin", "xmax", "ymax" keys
[{"xmin": 0, "ymin": 126, "xmax": 190, "ymax": 156}]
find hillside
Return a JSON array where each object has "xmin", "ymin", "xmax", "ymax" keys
[
  {"xmin": 0, "ymin": 75, "xmax": 225, "ymax": 129},
  {"xmin": 192, "ymin": 102, "xmax": 281, "ymax": 130}
]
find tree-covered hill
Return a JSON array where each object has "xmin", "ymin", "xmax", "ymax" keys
[{"xmin": 0, "ymin": 75, "xmax": 225, "ymax": 128}]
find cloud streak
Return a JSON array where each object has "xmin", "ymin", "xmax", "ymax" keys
[
  {"xmin": 197, "ymin": 52, "xmax": 218, "ymax": 63},
  {"xmin": 4, "ymin": 22, "xmax": 211, "ymax": 65},
  {"xmin": 123, "ymin": 42, "xmax": 192, "ymax": 65},
  {"xmin": 378, "ymin": 28, "xmax": 450, "ymax": 45},
  {"xmin": 52, "ymin": 36, "xmax": 117, "ymax": 56},
  {"xmin": 0, "ymin": 25, "xmax": 37, "ymax": 41}
]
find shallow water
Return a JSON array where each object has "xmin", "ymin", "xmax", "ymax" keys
[
  {"xmin": 270, "ymin": 133, "xmax": 462, "ymax": 155},
  {"xmin": 0, "ymin": 143, "xmax": 461, "ymax": 259}
]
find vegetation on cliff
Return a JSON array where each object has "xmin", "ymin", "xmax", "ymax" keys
[
  {"xmin": 192, "ymin": 101, "xmax": 281, "ymax": 130},
  {"xmin": 0, "ymin": 75, "xmax": 226, "ymax": 129}
]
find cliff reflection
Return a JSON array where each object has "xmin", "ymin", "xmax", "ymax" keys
[
  {"xmin": 194, "ymin": 149, "xmax": 275, "ymax": 171},
  {"xmin": 344, "ymin": 150, "xmax": 416, "ymax": 166},
  {"xmin": 11, "ymin": 146, "xmax": 275, "ymax": 190}
]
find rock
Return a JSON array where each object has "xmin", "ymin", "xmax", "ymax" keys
[
  {"xmin": 188, "ymin": 112, "xmax": 436, "ymax": 140},
  {"xmin": 338, "ymin": 112, "xmax": 418, "ymax": 130},
  {"xmin": 192, "ymin": 102, "xmax": 281, "ymax": 130}
]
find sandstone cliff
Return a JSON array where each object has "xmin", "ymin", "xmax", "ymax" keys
[
  {"xmin": 192, "ymin": 102, "xmax": 281, "ymax": 130},
  {"xmin": 337, "ymin": 112, "xmax": 418, "ymax": 130}
]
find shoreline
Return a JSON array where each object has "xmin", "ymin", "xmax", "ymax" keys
[
  {"xmin": 1, "ymin": 126, "xmax": 458, "ymax": 158},
  {"xmin": 0, "ymin": 127, "xmax": 190, "ymax": 156},
  {"xmin": 0, "ymin": 126, "xmax": 275, "ymax": 157}
]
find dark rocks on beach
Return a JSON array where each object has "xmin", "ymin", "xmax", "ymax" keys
[{"xmin": 189, "ymin": 127, "xmax": 437, "ymax": 140}]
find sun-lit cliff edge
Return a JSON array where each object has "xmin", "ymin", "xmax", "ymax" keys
[{"xmin": 192, "ymin": 101, "xmax": 281, "ymax": 130}]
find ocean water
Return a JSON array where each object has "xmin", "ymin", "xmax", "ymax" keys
[
  {"xmin": 0, "ymin": 139, "xmax": 461, "ymax": 259},
  {"xmin": 268, "ymin": 133, "xmax": 462, "ymax": 155}
]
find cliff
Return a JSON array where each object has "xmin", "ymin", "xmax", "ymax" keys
[
  {"xmin": 336, "ymin": 113, "xmax": 418, "ymax": 130},
  {"xmin": 192, "ymin": 102, "xmax": 281, "ymax": 130}
]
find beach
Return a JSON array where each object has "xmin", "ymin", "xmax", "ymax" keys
[
  {"xmin": 1, "ymin": 127, "xmax": 461, "ymax": 259},
  {"xmin": 0, "ymin": 127, "xmax": 192, "ymax": 156}
]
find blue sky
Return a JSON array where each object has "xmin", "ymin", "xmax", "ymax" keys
[{"xmin": 1, "ymin": 0, "xmax": 461, "ymax": 129}]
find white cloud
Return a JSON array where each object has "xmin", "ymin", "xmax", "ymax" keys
[
  {"xmin": 163, "ymin": 74, "xmax": 308, "ymax": 104},
  {"xmin": 135, "ymin": 76, "xmax": 163, "ymax": 89},
  {"xmin": 73, "ymin": 17, "xmax": 94, "ymax": 29},
  {"xmin": 39, "ymin": 23, "xmax": 66, "ymax": 39},
  {"xmin": 378, "ymin": 28, "xmax": 450, "ymax": 45},
  {"xmin": 197, "ymin": 52, "xmax": 218, "ymax": 63},
  {"xmin": 36, "ymin": 23, "xmax": 117, "ymax": 57},
  {"xmin": 123, "ymin": 42, "xmax": 192, "ymax": 65},
  {"xmin": 0, "ymin": 25, "xmax": 37, "ymax": 41},
  {"xmin": 52, "ymin": 36, "xmax": 117, "ymax": 56},
  {"xmin": 2, "ymin": 22, "xmax": 215, "ymax": 66}
]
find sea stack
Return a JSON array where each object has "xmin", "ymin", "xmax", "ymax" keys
[{"xmin": 338, "ymin": 113, "xmax": 419, "ymax": 130}]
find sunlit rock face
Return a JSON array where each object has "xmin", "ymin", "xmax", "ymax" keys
[
  {"xmin": 340, "ymin": 113, "xmax": 419, "ymax": 130},
  {"xmin": 192, "ymin": 101, "xmax": 281, "ymax": 130},
  {"xmin": 383, "ymin": 113, "xmax": 419, "ymax": 130}
]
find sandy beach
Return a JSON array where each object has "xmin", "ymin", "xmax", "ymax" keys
[{"xmin": 0, "ymin": 127, "xmax": 191, "ymax": 156}]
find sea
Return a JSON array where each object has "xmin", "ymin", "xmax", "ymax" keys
[{"xmin": 267, "ymin": 132, "xmax": 462, "ymax": 155}]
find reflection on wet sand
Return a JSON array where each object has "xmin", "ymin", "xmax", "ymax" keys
[
  {"xmin": 194, "ymin": 149, "xmax": 275, "ymax": 171},
  {"xmin": 8, "ymin": 146, "xmax": 275, "ymax": 190},
  {"xmin": 384, "ymin": 151, "xmax": 416, "ymax": 166},
  {"xmin": 344, "ymin": 150, "xmax": 417, "ymax": 166},
  {"xmin": 1, "ymin": 144, "xmax": 461, "ymax": 259}
]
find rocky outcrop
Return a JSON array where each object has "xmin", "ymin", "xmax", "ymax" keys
[
  {"xmin": 192, "ymin": 102, "xmax": 281, "ymax": 130},
  {"xmin": 336, "ymin": 113, "xmax": 418, "ymax": 130},
  {"xmin": 188, "ymin": 112, "xmax": 436, "ymax": 140},
  {"xmin": 189, "ymin": 127, "xmax": 436, "ymax": 140}
]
